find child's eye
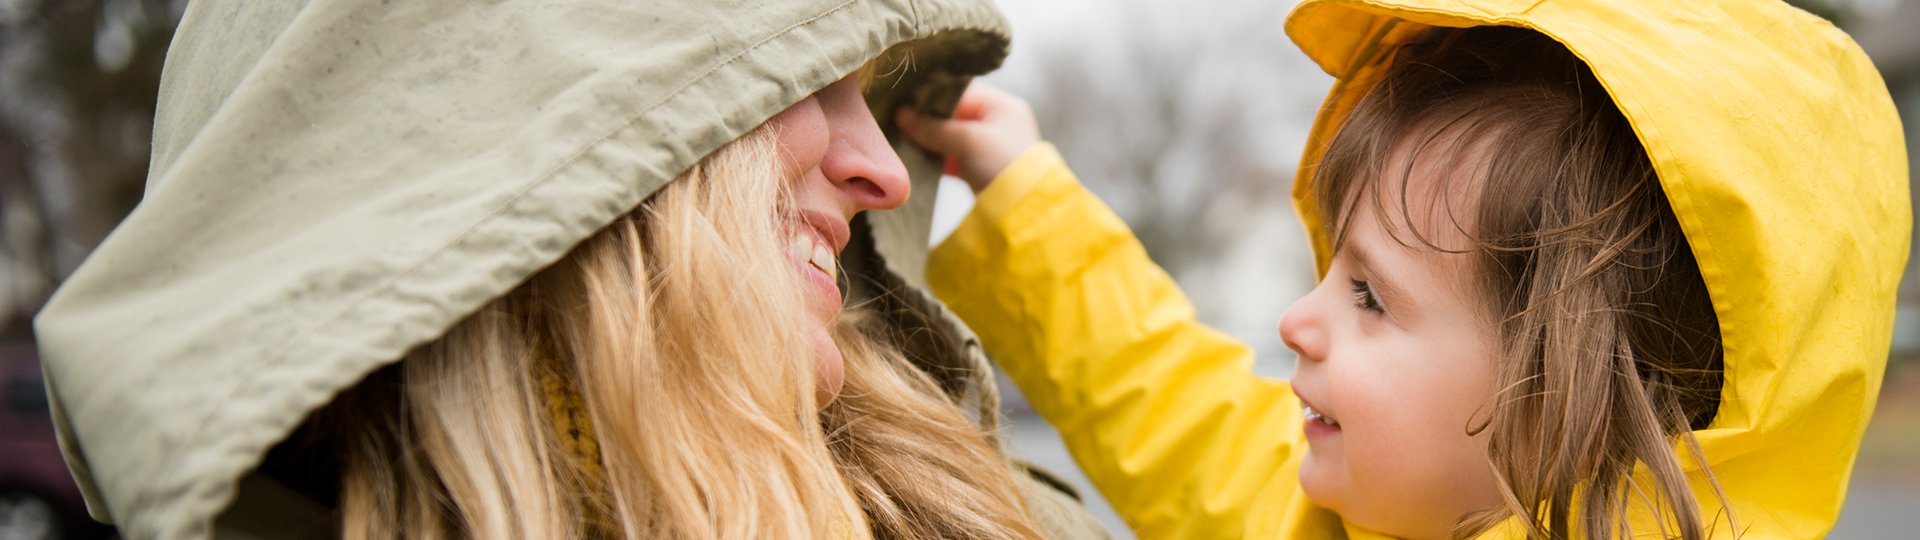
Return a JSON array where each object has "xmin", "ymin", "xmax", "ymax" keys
[{"xmin": 1348, "ymin": 279, "xmax": 1385, "ymax": 314}]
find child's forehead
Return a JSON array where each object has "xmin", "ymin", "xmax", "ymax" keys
[
  {"xmin": 1346, "ymin": 211, "xmax": 1484, "ymax": 303},
  {"xmin": 1331, "ymin": 125, "xmax": 1503, "ymax": 303},
  {"xmin": 1362, "ymin": 124, "xmax": 1499, "ymax": 246}
]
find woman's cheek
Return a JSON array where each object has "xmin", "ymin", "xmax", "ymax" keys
[
  {"xmin": 811, "ymin": 327, "xmax": 844, "ymax": 408},
  {"xmin": 766, "ymin": 97, "xmax": 830, "ymax": 178}
]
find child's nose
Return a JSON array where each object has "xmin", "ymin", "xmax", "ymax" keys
[{"xmin": 1279, "ymin": 296, "xmax": 1327, "ymax": 361}]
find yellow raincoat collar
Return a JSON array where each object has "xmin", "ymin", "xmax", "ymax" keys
[{"xmin": 1285, "ymin": 0, "xmax": 1907, "ymax": 537}]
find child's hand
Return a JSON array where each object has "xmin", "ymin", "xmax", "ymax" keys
[{"xmin": 896, "ymin": 82, "xmax": 1039, "ymax": 194}]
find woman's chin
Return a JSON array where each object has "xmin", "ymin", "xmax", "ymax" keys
[{"xmin": 811, "ymin": 328, "xmax": 844, "ymax": 409}]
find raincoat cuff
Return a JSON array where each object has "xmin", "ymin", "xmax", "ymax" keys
[
  {"xmin": 926, "ymin": 138, "xmax": 1085, "ymax": 340},
  {"xmin": 969, "ymin": 141, "xmax": 1064, "ymax": 224}
]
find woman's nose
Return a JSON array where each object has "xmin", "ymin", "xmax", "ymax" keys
[
  {"xmin": 1279, "ymin": 293, "xmax": 1327, "ymax": 362},
  {"xmin": 817, "ymin": 80, "xmax": 910, "ymax": 212}
]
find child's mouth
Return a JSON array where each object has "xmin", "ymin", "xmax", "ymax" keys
[{"xmin": 1303, "ymin": 406, "xmax": 1341, "ymax": 428}]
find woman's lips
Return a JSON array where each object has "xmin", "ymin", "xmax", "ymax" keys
[
  {"xmin": 787, "ymin": 226, "xmax": 843, "ymax": 318},
  {"xmin": 797, "ymin": 209, "xmax": 851, "ymax": 254},
  {"xmin": 788, "ymin": 233, "xmax": 837, "ymax": 280},
  {"xmin": 788, "ymin": 210, "xmax": 849, "ymax": 317}
]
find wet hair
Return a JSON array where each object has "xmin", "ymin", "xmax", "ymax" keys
[{"xmin": 1311, "ymin": 26, "xmax": 1730, "ymax": 539}]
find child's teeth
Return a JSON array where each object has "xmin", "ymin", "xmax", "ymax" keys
[
  {"xmin": 810, "ymin": 241, "xmax": 836, "ymax": 280},
  {"xmin": 1304, "ymin": 406, "xmax": 1339, "ymax": 427}
]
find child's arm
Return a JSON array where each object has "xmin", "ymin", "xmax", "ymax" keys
[{"xmin": 899, "ymin": 84, "xmax": 1310, "ymax": 538}]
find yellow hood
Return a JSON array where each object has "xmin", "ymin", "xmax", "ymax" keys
[{"xmin": 1285, "ymin": 0, "xmax": 1908, "ymax": 537}]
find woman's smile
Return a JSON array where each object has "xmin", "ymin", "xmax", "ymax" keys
[
  {"xmin": 788, "ymin": 209, "xmax": 851, "ymax": 322},
  {"xmin": 788, "ymin": 233, "xmax": 837, "ymax": 280}
]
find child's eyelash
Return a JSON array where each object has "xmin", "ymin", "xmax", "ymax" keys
[{"xmin": 1348, "ymin": 279, "xmax": 1384, "ymax": 314}]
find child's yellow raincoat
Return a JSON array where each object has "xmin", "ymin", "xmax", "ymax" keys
[{"xmin": 928, "ymin": 0, "xmax": 1908, "ymax": 537}]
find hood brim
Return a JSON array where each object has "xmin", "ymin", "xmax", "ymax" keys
[{"xmin": 1285, "ymin": 0, "xmax": 1908, "ymax": 536}]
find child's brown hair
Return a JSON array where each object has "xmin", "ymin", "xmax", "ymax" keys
[{"xmin": 1311, "ymin": 26, "xmax": 1730, "ymax": 539}]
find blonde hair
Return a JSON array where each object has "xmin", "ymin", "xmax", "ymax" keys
[
  {"xmin": 322, "ymin": 127, "xmax": 1043, "ymax": 539},
  {"xmin": 1311, "ymin": 27, "xmax": 1732, "ymax": 539}
]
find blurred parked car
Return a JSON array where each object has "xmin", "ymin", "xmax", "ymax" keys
[{"xmin": 0, "ymin": 342, "xmax": 108, "ymax": 540}]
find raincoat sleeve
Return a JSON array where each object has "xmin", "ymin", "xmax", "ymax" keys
[{"xmin": 927, "ymin": 143, "xmax": 1307, "ymax": 537}]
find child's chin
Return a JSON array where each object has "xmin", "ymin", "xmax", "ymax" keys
[{"xmin": 1296, "ymin": 450, "xmax": 1345, "ymax": 510}]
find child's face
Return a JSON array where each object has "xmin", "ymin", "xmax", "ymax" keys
[{"xmin": 1280, "ymin": 147, "xmax": 1504, "ymax": 539}]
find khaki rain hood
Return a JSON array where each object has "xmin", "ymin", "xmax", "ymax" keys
[{"xmin": 33, "ymin": 0, "xmax": 1022, "ymax": 538}]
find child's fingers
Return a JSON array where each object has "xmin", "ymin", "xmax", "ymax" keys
[
  {"xmin": 896, "ymin": 81, "xmax": 1038, "ymax": 191},
  {"xmin": 951, "ymin": 83, "xmax": 1026, "ymax": 122},
  {"xmin": 896, "ymin": 108, "xmax": 982, "ymax": 156},
  {"xmin": 950, "ymin": 86, "xmax": 992, "ymax": 121}
]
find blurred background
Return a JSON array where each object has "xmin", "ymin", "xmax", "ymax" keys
[{"xmin": 0, "ymin": 0, "xmax": 1915, "ymax": 538}]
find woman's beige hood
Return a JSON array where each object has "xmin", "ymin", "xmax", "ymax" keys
[{"xmin": 32, "ymin": 1, "xmax": 1008, "ymax": 537}]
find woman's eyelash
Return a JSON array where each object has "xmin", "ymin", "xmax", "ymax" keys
[{"xmin": 1348, "ymin": 278, "xmax": 1384, "ymax": 314}]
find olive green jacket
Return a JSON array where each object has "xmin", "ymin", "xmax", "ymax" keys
[{"xmin": 33, "ymin": 1, "xmax": 1109, "ymax": 538}]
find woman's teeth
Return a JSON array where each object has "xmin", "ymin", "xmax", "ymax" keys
[
  {"xmin": 789, "ymin": 235, "xmax": 837, "ymax": 280},
  {"xmin": 1304, "ymin": 406, "xmax": 1340, "ymax": 427},
  {"xmin": 810, "ymin": 241, "xmax": 837, "ymax": 280}
]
